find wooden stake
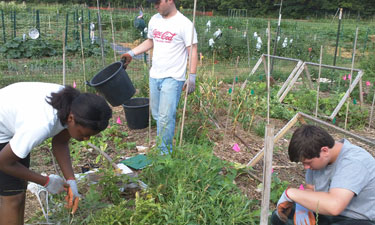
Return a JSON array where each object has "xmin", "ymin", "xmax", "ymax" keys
[
  {"xmin": 267, "ymin": 21, "xmax": 271, "ymax": 125},
  {"xmin": 344, "ymin": 27, "xmax": 358, "ymax": 130},
  {"xmin": 110, "ymin": 12, "xmax": 117, "ymax": 62},
  {"xmin": 223, "ymin": 56, "xmax": 240, "ymax": 146},
  {"xmin": 315, "ymin": 45, "xmax": 323, "ymax": 117},
  {"xmin": 96, "ymin": 0, "xmax": 105, "ymax": 67},
  {"xmin": 260, "ymin": 124, "xmax": 274, "ymax": 225},
  {"xmin": 62, "ymin": 30, "xmax": 66, "ymax": 85},
  {"xmin": 87, "ymin": 142, "xmax": 119, "ymax": 170},
  {"xmin": 369, "ymin": 90, "xmax": 375, "ymax": 129},
  {"xmin": 79, "ymin": 21, "xmax": 87, "ymax": 91},
  {"xmin": 246, "ymin": 19, "xmax": 250, "ymax": 68},
  {"xmin": 247, "ymin": 113, "xmax": 300, "ymax": 167},
  {"xmin": 179, "ymin": 0, "xmax": 198, "ymax": 147}
]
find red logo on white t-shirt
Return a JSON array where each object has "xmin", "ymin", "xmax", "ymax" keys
[{"xmin": 153, "ymin": 29, "xmax": 176, "ymax": 42}]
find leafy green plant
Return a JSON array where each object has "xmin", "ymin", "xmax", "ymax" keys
[
  {"xmin": 85, "ymin": 200, "xmax": 133, "ymax": 224},
  {"xmin": 270, "ymin": 172, "xmax": 289, "ymax": 204},
  {"xmin": 138, "ymin": 144, "xmax": 259, "ymax": 224},
  {"xmin": 65, "ymin": 40, "xmax": 108, "ymax": 57},
  {"xmin": 96, "ymin": 165, "xmax": 131, "ymax": 205},
  {"xmin": 0, "ymin": 37, "xmax": 57, "ymax": 59}
]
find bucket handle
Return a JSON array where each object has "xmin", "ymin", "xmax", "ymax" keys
[{"xmin": 120, "ymin": 57, "xmax": 128, "ymax": 70}]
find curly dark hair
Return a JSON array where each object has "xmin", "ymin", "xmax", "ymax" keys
[{"xmin": 46, "ymin": 86, "xmax": 112, "ymax": 131}]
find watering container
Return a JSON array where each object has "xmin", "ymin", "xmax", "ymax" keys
[
  {"xmin": 122, "ymin": 98, "xmax": 149, "ymax": 129},
  {"xmin": 87, "ymin": 61, "xmax": 135, "ymax": 106}
]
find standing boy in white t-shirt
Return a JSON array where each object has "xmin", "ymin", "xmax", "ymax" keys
[{"xmin": 121, "ymin": 0, "xmax": 198, "ymax": 154}]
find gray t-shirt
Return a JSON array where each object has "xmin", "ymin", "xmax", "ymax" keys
[{"xmin": 306, "ymin": 139, "xmax": 375, "ymax": 220}]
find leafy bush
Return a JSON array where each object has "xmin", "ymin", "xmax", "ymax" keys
[
  {"xmin": 0, "ymin": 37, "xmax": 57, "ymax": 58},
  {"xmin": 65, "ymin": 40, "xmax": 109, "ymax": 57}
]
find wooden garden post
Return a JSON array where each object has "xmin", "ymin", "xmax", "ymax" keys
[
  {"xmin": 96, "ymin": 0, "xmax": 105, "ymax": 67},
  {"xmin": 315, "ymin": 46, "xmax": 323, "ymax": 117},
  {"xmin": 179, "ymin": 0, "xmax": 198, "ymax": 146},
  {"xmin": 260, "ymin": 124, "xmax": 274, "ymax": 225},
  {"xmin": 65, "ymin": 13, "xmax": 69, "ymax": 47},
  {"xmin": 344, "ymin": 27, "xmax": 358, "ymax": 130},
  {"xmin": 333, "ymin": 8, "xmax": 343, "ymax": 67}
]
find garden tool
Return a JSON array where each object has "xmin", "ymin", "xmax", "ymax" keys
[{"xmin": 27, "ymin": 182, "xmax": 50, "ymax": 223}]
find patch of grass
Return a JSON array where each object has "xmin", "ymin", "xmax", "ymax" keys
[
  {"xmin": 37, "ymin": 144, "xmax": 260, "ymax": 224},
  {"xmin": 137, "ymin": 144, "xmax": 260, "ymax": 224},
  {"xmin": 254, "ymin": 120, "xmax": 266, "ymax": 137}
]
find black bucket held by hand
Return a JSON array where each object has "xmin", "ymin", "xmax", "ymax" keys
[
  {"xmin": 122, "ymin": 98, "xmax": 149, "ymax": 129},
  {"xmin": 87, "ymin": 61, "xmax": 136, "ymax": 106}
]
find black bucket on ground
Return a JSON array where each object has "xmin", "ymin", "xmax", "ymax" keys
[
  {"xmin": 122, "ymin": 98, "xmax": 149, "ymax": 129},
  {"xmin": 87, "ymin": 61, "xmax": 135, "ymax": 106}
]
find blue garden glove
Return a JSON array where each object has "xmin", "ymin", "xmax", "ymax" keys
[
  {"xmin": 65, "ymin": 180, "xmax": 81, "ymax": 214},
  {"xmin": 67, "ymin": 179, "xmax": 81, "ymax": 200},
  {"xmin": 183, "ymin": 73, "xmax": 196, "ymax": 94},
  {"xmin": 294, "ymin": 203, "xmax": 316, "ymax": 225},
  {"xmin": 44, "ymin": 174, "xmax": 67, "ymax": 194},
  {"xmin": 276, "ymin": 188, "xmax": 294, "ymax": 222}
]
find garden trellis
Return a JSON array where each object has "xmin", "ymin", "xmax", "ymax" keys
[
  {"xmin": 227, "ymin": 9, "xmax": 247, "ymax": 18},
  {"xmin": 247, "ymin": 111, "xmax": 375, "ymax": 167},
  {"xmin": 246, "ymin": 54, "xmax": 365, "ymax": 122}
]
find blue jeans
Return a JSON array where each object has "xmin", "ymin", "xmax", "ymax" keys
[{"xmin": 149, "ymin": 77, "xmax": 184, "ymax": 154}]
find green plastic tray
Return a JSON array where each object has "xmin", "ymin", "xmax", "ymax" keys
[{"xmin": 120, "ymin": 154, "xmax": 152, "ymax": 170}]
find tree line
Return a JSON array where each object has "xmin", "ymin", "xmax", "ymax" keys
[{"xmin": 5, "ymin": 0, "xmax": 375, "ymax": 19}]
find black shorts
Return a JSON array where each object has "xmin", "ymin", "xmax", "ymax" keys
[{"xmin": 0, "ymin": 142, "xmax": 30, "ymax": 196}]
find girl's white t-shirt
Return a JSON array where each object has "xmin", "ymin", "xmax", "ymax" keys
[
  {"xmin": 0, "ymin": 82, "xmax": 66, "ymax": 159},
  {"xmin": 148, "ymin": 11, "xmax": 198, "ymax": 81}
]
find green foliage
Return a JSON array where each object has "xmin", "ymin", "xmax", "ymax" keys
[
  {"xmin": 284, "ymin": 89, "xmax": 318, "ymax": 113},
  {"xmin": 284, "ymin": 89, "xmax": 369, "ymax": 129},
  {"xmin": 270, "ymin": 173, "xmax": 289, "ymax": 204},
  {"xmin": 55, "ymin": 144, "xmax": 262, "ymax": 224},
  {"xmin": 254, "ymin": 120, "xmax": 266, "ymax": 137},
  {"xmin": 65, "ymin": 40, "xmax": 109, "ymax": 57},
  {"xmin": 137, "ymin": 144, "xmax": 260, "ymax": 224},
  {"xmin": 87, "ymin": 200, "xmax": 133, "ymax": 224},
  {"xmin": 0, "ymin": 1, "xmax": 26, "ymax": 12},
  {"xmin": 336, "ymin": 101, "xmax": 369, "ymax": 129},
  {"xmin": 0, "ymin": 37, "xmax": 108, "ymax": 59},
  {"xmin": 0, "ymin": 37, "xmax": 57, "ymax": 59},
  {"xmin": 97, "ymin": 166, "xmax": 130, "ymax": 204}
]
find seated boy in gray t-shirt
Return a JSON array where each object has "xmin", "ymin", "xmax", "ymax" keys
[{"xmin": 271, "ymin": 125, "xmax": 375, "ymax": 225}]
